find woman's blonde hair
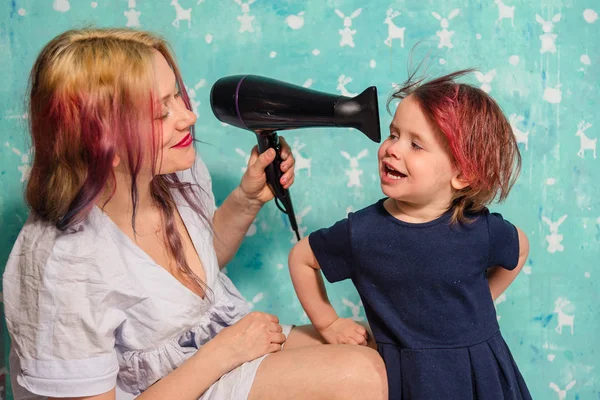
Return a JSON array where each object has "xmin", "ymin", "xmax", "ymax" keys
[{"xmin": 27, "ymin": 28, "xmax": 210, "ymax": 295}]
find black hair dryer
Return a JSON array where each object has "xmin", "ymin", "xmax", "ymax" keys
[{"xmin": 210, "ymin": 74, "xmax": 381, "ymax": 241}]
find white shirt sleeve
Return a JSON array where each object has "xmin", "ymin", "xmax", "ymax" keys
[{"xmin": 3, "ymin": 220, "xmax": 124, "ymax": 398}]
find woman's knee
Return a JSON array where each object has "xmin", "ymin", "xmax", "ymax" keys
[
  {"xmin": 249, "ymin": 344, "xmax": 387, "ymax": 400},
  {"xmin": 343, "ymin": 346, "xmax": 388, "ymax": 400},
  {"xmin": 295, "ymin": 345, "xmax": 388, "ymax": 400}
]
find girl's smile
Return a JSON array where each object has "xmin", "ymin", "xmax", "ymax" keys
[{"xmin": 381, "ymin": 161, "xmax": 408, "ymax": 182}]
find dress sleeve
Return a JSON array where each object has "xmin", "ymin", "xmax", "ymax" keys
[
  {"xmin": 308, "ymin": 216, "xmax": 355, "ymax": 283},
  {"xmin": 486, "ymin": 212, "xmax": 520, "ymax": 270},
  {"xmin": 3, "ymin": 238, "xmax": 124, "ymax": 397}
]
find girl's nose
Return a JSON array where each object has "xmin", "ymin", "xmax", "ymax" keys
[{"xmin": 385, "ymin": 140, "xmax": 403, "ymax": 159}]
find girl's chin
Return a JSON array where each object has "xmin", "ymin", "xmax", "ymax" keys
[
  {"xmin": 380, "ymin": 185, "xmax": 397, "ymax": 197},
  {"xmin": 379, "ymin": 184, "xmax": 411, "ymax": 202}
]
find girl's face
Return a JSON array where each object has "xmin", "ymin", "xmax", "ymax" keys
[
  {"xmin": 378, "ymin": 95, "xmax": 463, "ymax": 209},
  {"xmin": 152, "ymin": 51, "xmax": 197, "ymax": 175}
]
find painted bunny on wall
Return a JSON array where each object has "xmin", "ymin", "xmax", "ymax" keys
[
  {"xmin": 542, "ymin": 215, "xmax": 568, "ymax": 253},
  {"xmin": 432, "ymin": 9, "xmax": 460, "ymax": 49},
  {"xmin": 335, "ymin": 8, "xmax": 362, "ymax": 47},
  {"xmin": 341, "ymin": 149, "xmax": 369, "ymax": 188},
  {"xmin": 536, "ymin": 13, "xmax": 561, "ymax": 54}
]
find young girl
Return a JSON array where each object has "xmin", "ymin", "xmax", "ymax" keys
[{"xmin": 289, "ymin": 69, "xmax": 532, "ymax": 399}]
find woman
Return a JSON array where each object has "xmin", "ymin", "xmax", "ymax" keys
[{"xmin": 2, "ymin": 28, "xmax": 387, "ymax": 400}]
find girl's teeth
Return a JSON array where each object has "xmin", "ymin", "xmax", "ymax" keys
[{"xmin": 386, "ymin": 171, "xmax": 404, "ymax": 180}]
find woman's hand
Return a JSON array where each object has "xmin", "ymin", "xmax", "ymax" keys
[
  {"xmin": 318, "ymin": 318, "xmax": 369, "ymax": 346},
  {"xmin": 239, "ymin": 136, "xmax": 295, "ymax": 207},
  {"xmin": 210, "ymin": 311, "xmax": 286, "ymax": 370}
]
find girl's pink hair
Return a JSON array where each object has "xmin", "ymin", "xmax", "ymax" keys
[{"xmin": 388, "ymin": 68, "xmax": 521, "ymax": 223}]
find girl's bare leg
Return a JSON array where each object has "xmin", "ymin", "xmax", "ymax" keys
[{"xmin": 248, "ymin": 343, "xmax": 387, "ymax": 400}]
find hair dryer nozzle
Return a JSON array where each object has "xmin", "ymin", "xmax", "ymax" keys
[
  {"xmin": 210, "ymin": 75, "xmax": 381, "ymax": 143},
  {"xmin": 334, "ymin": 87, "xmax": 381, "ymax": 143}
]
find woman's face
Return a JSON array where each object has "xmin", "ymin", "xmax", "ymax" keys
[{"xmin": 152, "ymin": 50, "xmax": 197, "ymax": 175}]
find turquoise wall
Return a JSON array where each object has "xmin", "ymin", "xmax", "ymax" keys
[{"xmin": 1, "ymin": 0, "xmax": 599, "ymax": 398}]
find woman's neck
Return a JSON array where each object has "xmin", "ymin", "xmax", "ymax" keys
[{"xmin": 97, "ymin": 169, "xmax": 157, "ymax": 222}]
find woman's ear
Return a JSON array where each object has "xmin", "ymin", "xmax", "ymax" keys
[{"xmin": 451, "ymin": 172, "xmax": 470, "ymax": 191}]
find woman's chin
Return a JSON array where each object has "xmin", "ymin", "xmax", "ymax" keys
[
  {"xmin": 175, "ymin": 148, "xmax": 197, "ymax": 172},
  {"xmin": 158, "ymin": 154, "xmax": 196, "ymax": 175}
]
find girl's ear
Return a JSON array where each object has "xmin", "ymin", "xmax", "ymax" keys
[
  {"xmin": 112, "ymin": 154, "xmax": 121, "ymax": 168},
  {"xmin": 451, "ymin": 172, "xmax": 470, "ymax": 191}
]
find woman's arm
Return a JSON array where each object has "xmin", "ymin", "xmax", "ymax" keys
[
  {"xmin": 213, "ymin": 139, "xmax": 295, "ymax": 268},
  {"xmin": 212, "ymin": 185, "xmax": 263, "ymax": 268},
  {"xmin": 51, "ymin": 340, "xmax": 229, "ymax": 400},
  {"xmin": 50, "ymin": 341, "xmax": 231, "ymax": 400},
  {"xmin": 289, "ymin": 238, "xmax": 368, "ymax": 345},
  {"xmin": 50, "ymin": 389, "xmax": 116, "ymax": 400},
  {"xmin": 51, "ymin": 312, "xmax": 285, "ymax": 400},
  {"xmin": 487, "ymin": 226, "xmax": 529, "ymax": 300}
]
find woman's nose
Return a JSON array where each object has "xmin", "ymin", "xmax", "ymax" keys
[{"xmin": 175, "ymin": 102, "xmax": 197, "ymax": 130}]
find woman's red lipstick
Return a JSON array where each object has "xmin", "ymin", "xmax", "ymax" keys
[{"xmin": 171, "ymin": 133, "xmax": 193, "ymax": 148}]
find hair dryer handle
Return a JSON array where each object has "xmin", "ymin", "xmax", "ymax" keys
[
  {"xmin": 255, "ymin": 132, "xmax": 300, "ymax": 241},
  {"xmin": 256, "ymin": 133, "xmax": 286, "ymax": 198}
]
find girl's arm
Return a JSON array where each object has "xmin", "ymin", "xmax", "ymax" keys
[
  {"xmin": 289, "ymin": 237, "xmax": 339, "ymax": 331},
  {"xmin": 487, "ymin": 226, "xmax": 529, "ymax": 300},
  {"xmin": 289, "ymin": 237, "xmax": 368, "ymax": 345}
]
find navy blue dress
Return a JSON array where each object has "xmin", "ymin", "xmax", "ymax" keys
[{"xmin": 308, "ymin": 198, "xmax": 532, "ymax": 400}]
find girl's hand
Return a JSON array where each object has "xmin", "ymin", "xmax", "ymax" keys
[
  {"xmin": 210, "ymin": 311, "xmax": 286, "ymax": 369},
  {"xmin": 239, "ymin": 136, "xmax": 296, "ymax": 207},
  {"xmin": 318, "ymin": 318, "xmax": 369, "ymax": 346}
]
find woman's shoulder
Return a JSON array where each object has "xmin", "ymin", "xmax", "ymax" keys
[{"xmin": 4, "ymin": 209, "xmax": 119, "ymax": 284}]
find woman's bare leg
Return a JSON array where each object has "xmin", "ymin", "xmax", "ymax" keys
[
  {"xmin": 282, "ymin": 325, "xmax": 326, "ymax": 349},
  {"xmin": 248, "ymin": 344, "xmax": 388, "ymax": 400}
]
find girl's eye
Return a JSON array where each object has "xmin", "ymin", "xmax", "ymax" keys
[
  {"xmin": 161, "ymin": 109, "xmax": 170, "ymax": 120},
  {"xmin": 174, "ymin": 91, "xmax": 181, "ymax": 99},
  {"xmin": 411, "ymin": 142, "xmax": 422, "ymax": 150},
  {"xmin": 388, "ymin": 133, "xmax": 399, "ymax": 140}
]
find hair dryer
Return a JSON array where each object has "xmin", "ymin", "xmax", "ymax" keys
[{"xmin": 210, "ymin": 74, "xmax": 381, "ymax": 241}]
